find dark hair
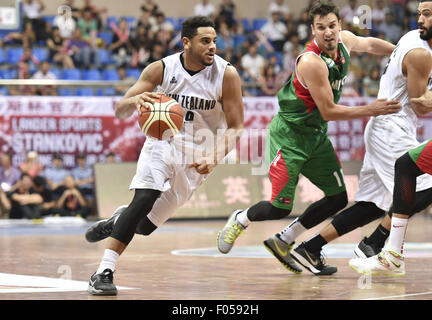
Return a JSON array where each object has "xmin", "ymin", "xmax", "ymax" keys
[
  {"xmin": 181, "ymin": 16, "xmax": 215, "ymax": 39},
  {"xmin": 33, "ymin": 176, "xmax": 46, "ymax": 187},
  {"xmin": 309, "ymin": 0, "xmax": 340, "ymax": 24}
]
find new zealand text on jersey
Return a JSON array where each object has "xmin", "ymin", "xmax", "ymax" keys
[{"xmin": 166, "ymin": 93, "xmax": 217, "ymax": 110}]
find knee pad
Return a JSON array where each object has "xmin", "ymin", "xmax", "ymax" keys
[
  {"xmin": 331, "ymin": 201, "xmax": 384, "ymax": 236},
  {"xmin": 135, "ymin": 217, "xmax": 158, "ymax": 236},
  {"xmin": 246, "ymin": 201, "xmax": 291, "ymax": 221}
]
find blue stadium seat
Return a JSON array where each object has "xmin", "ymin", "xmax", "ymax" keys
[
  {"xmin": 82, "ymin": 69, "xmax": 101, "ymax": 80},
  {"xmin": 177, "ymin": 17, "xmax": 186, "ymax": 30},
  {"xmin": 0, "ymin": 49, "xmax": 5, "ymax": 64},
  {"xmin": 43, "ymin": 15, "xmax": 56, "ymax": 27},
  {"xmin": 241, "ymin": 18, "xmax": 252, "ymax": 32},
  {"xmin": 98, "ymin": 48, "xmax": 114, "ymax": 65},
  {"xmin": 106, "ymin": 16, "xmax": 118, "ymax": 28},
  {"xmin": 97, "ymin": 87, "xmax": 116, "ymax": 96},
  {"xmin": 0, "ymin": 87, "xmax": 8, "ymax": 96},
  {"xmin": 58, "ymin": 88, "xmax": 74, "ymax": 96},
  {"xmin": 126, "ymin": 68, "xmax": 141, "ymax": 80},
  {"xmin": 0, "ymin": 69, "xmax": 17, "ymax": 79},
  {"xmin": 76, "ymin": 88, "xmax": 94, "ymax": 96},
  {"xmin": 166, "ymin": 17, "xmax": 176, "ymax": 29},
  {"xmin": 99, "ymin": 31, "xmax": 113, "ymax": 45},
  {"xmin": 61, "ymin": 69, "xmax": 81, "ymax": 80},
  {"xmin": 32, "ymin": 48, "xmax": 49, "ymax": 62},
  {"xmin": 102, "ymin": 69, "xmax": 119, "ymax": 81},
  {"xmin": 49, "ymin": 68, "xmax": 61, "ymax": 79},
  {"xmin": 6, "ymin": 48, "xmax": 23, "ymax": 65},
  {"xmin": 252, "ymin": 18, "xmax": 267, "ymax": 31},
  {"xmin": 123, "ymin": 16, "xmax": 136, "ymax": 27}
]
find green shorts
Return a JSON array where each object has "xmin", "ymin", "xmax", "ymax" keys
[{"xmin": 265, "ymin": 114, "xmax": 346, "ymax": 209}]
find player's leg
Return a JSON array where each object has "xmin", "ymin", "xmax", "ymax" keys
[
  {"xmin": 217, "ymin": 115, "xmax": 301, "ymax": 254},
  {"xmin": 350, "ymin": 139, "xmax": 432, "ymax": 276},
  {"xmin": 282, "ymin": 135, "xmax": 347, "ymax": 275}
]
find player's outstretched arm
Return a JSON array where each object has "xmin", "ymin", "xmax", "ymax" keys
[
  {"xmin": 115, "ymin": 61, "xmax": 164, "ymax": 119},
  {"xmin": 404, "ymin": 48, "xmax": 432, "ymax": 115},
  {"xmin": 298, "ymin": 54, "xmax": 401, "ymax": 120},
  {"xmin": 340, "ymin": 30, "xmax": 395, "ymax": 56}
]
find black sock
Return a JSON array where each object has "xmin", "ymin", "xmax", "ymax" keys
[
  {"xmin": 364, "ymin": 224, "xmax": 390, "ymax": 247},
  {"xmin": 304, "ymin": 234, "xmax": 327, "ymax": 254}
]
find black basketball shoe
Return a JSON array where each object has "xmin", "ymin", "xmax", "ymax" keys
[
  {"xmin": 290, "ymin": 242, "xmax": 337, "ymax": 275},
  {"xmin": 87, "ymin": 269, "xmax": 117, "ymax": 296},
  {"xmin": 85, "ymin": 205, "xmax": 127, "ymax": 242},
  {"xmin": 354, "ymin": 237, "xmax": 382, "ymax": 258}
]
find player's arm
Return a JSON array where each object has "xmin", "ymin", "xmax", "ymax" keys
[
  {"xmin": 114, "ymin": 61, "xmax": 164, "ymax": 119},
  {"xmin": 404, "ymin": 48, "xmax": 432, "ymax": 115},
  {"xmin": 190, "ymin": 65, "xmax": 244, "ymax": 174},
  {"xmin": 298, "ymin": 54, "xmax": 401, "ymax": 120},
  {"xmin": 340, "ymin": 30, "xmax": 395, "ymax": 55}
]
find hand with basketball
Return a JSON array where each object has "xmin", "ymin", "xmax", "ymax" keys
[{"xmin": 137, "ymin": 93, "xmax": 184, "ymax": 140}]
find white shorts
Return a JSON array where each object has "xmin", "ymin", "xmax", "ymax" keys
[
  {"xmin": 129, "ymin": 138, "xmax": 208, "ymax": 226},
  {"xmin": 355, "ymin": 117, "xmax": 432, "ymax": 211}
]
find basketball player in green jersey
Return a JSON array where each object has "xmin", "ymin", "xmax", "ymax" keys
[{"xmin": 217, "ymin": 0, "xmax": 401, "ymax": 275}]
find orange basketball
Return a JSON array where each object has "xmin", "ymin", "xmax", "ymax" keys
[{"xmin": 138, "ymin": 94, "xmax": 184, "ymax": 140}]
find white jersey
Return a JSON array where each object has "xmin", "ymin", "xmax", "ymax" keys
[
  {"xmin": 376, "ymin": 30, "xmax": 432, "ymax": 134},
  {"xmin": 355, "ymin": 30, "xmax": 432, "ymax": 210},
  {"xmin": 159, "ymin": 52, "xmax": 229, "ymax": 161}
]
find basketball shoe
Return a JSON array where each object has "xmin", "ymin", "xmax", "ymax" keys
[
  {"xmin": 349, "ymin": 249, "xmax": 405, "ymax": 277},
  {"xmin": 263, "ymin": 234, "xmax": 302, "ymax": 274},
  {"xmin": 290, "ymin": 242, "xmax": 337, "ymax": 275},
  {"xmin": 85, "ymin": 205, "xmax": 128, "ymax": 243},
  {"xmin": 217, "ymin": 210, "xmax": 245, "ymax": 254},
  {"xmin": 354, "ymin": 237, "xmax": 382, "ymax": 258},
  {"xmin": 87, "ymin": 269, "xmax": 117, "ymax": 296}
]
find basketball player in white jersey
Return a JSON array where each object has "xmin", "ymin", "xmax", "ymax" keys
[
  {"xmin": 85, "ymin": 16, "xmax": 244, "ymax": 295},
  {"xmin": 283, "ymin": 0, "xmax": 432, "ymax": 276}
]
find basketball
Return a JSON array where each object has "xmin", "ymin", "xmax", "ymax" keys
[{"xmin": 138, "ymin": 94, "xmax": 184, "ymax": 140}]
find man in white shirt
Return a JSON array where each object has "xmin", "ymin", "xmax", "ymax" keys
[
  {"xmin": 241, "ymin": 44, "xmax": 265, "ymax": 81},
  {"xmin": 32, "ymin": 61, "xmax": 57, "ymax": 95},
  {"xmin": 54, "ymin": 6, "xmax": 76, "ymax": 39},
  {"xmin": 268, "ymin": 0, "xmax": 291, "ymax": 21},
  {"xmin": 23, "ymin": 0, "xmax": 44, "ymax": 20},
  {"xmin": 261, "ymin": 11, "xmax": 288, "ymax": 51},
  {"xmin": 194, "ymin": 0, "xmax": 216, "ymax": 18},
  {"xmin": 340, "ymin": 0, "xmax": 359, "ymax": 27}
]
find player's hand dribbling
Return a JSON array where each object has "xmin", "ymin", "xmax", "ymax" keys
[
  {"xmin": 135, "ymin": 92, "xmax": 163, "ymax": 113},
  {"xmin": 368, "ymin": 98, "xmax": 401, "ymax": 116}
]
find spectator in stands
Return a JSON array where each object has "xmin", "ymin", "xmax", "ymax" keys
[
  {"xmin": 114, "ymin": 67, "xmax": 136, "ymax": 95},
  {"xmin": 405, "ymin": 0, "xmax": 419, "ymax": 19},
  {"xmin": 105, "ymin": 151, "xmax": 117, "ymax": 163},
  {"xmin": 216, "ymin": 21, "xmax": 235, "ymax": 53},
  {"xmin": 0, "ymin": 185, "xmax": 11, "ymax": 218},
  {"xmin": 377, "ymin": 12, "xmax": 402, "ymax": 44},
  {"xmin": 260, "ymin": 10, "xmax": 288, "ymax": 52},
  {"xmin": 63, "ymin": 0, "xmax": 81, "ymax": 22},
  {"xmin": 54, "ymin": 4, "xmax": 77, "ymax": 39},
  {"xmin": 152, "ymin": 12, "xmax": 175, "ymax": 35},
  {"xmin": 56, "ymin": 175, "xmax": 90, "ymax": 218},
  {"xmin": 19, "ymin": 151, "xmax": 43, "ymax": 178},
  {"xmin": 136, "ymin": 6, "xmax": 157, "ymax": 30},
  {"xmin": 0, "ymin": 153, "xmax": 21, "ymax": 193},
  {"xmin": 67, "ymin": 28, "xmax": 101, "ymax": 69},
  {"xmin": 9, "ymin": 173, "xmax": 43, "ymax": 219},
  {"xmin": 4, "ymin": 21, "xmax": 37, "ymax": 48},
  {"xmin": 11, "ymin": 61, "xmax": 36, "ymax": 96},
  {"xmin": 371, "ymin": 0, "xmax": 389, "ymax": 28},
  {"xmin": 32, "ymin": 61, "xmax": 57, "ymax": 96},
  {"xmin": 258, "ymin": 64, "xmax": 279, "ymax": 96},
  {"xmin": 109, "ymin": 18, "xmax": 133, "ymax": 68},
  {"xmin": 141, "ymin": 0, "xmax": 159, "ymax": 16},
  {"xmin": 241, "ymin": 44, "xmax": 265, "ymax": 83},
  {"xmin": 81, "ymin": 0, "xmax": 108, "ymax": 31},
  {"xmin": 216, "ymin": 0, "xmax": 240, "ymax": 30},
  {"xmin": 42, "ymin": 153, "xmax": 70, "ymax": 199},
  {"xmin": 33, "ymin": 175, "xmax": 55, "ymax": 217},
  {"xmin": 71, "ymin": 152, "xmax": 94, "ymax": 198},
  {"xmin": 131, "ymin": 25, "xmax": 152, "ymax": 69},
  {"xmin": 19, "ymin": 46, "xmax": 39, "ymax": 73},
  {"xmin": 47, "ymin": 27, "xmax": 75, "ymax": 69},
  {"xmin": 390, "ymin": 0, "xmax": 406, "ymax": 25},
  {"xmin": 194, "ymin": 0, "xmax": 216, "ymax": 18},
  {"xmin": 295, "ymin": 9, "xmax": 311, "ymax": 45},
  {"xmin": 77, "ymin": 7, "xmax": 98, "ymax": 45},
  {"xmin": 268, "ymin": 0, "xmax": 291, "ymax": 22},
  {"xmin": 22, "ymin": 0, "xmax": 46, "ymax": 42},
  {"xmin": 340, "ymin": 0, "xmax": 359, "ymax": 29},
  {"xmin": 362, "ymin": 67, "xmax": 381, "ymax": 98}
]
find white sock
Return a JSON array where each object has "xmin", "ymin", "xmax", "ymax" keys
[
  {"xmin": 386, "ymin": 217, "xmax": 408, "ymax": 254},
  {"xmin": 236, "ymin": 209, "xmax": 251, "ymax": 227},
  {"xmin": 279, "ymin": 218, "xmax": 307, "ymax": 244},
  {"xmin": 96, "ymin": 249, "xmax": 120, "ymax": 274}
]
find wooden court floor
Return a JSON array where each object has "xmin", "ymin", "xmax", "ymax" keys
[{"xmin": 1, "ymin": 214, "xmax": 432, "ymax": 301}]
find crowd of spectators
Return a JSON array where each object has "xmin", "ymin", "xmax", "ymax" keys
[
  {"xmin": 0, "ymin": 0, "xmax": 422, "ymax": 97},
  {"xmin": 0, "ymin": 150, "xmax": 104, "ymax": 219}
]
